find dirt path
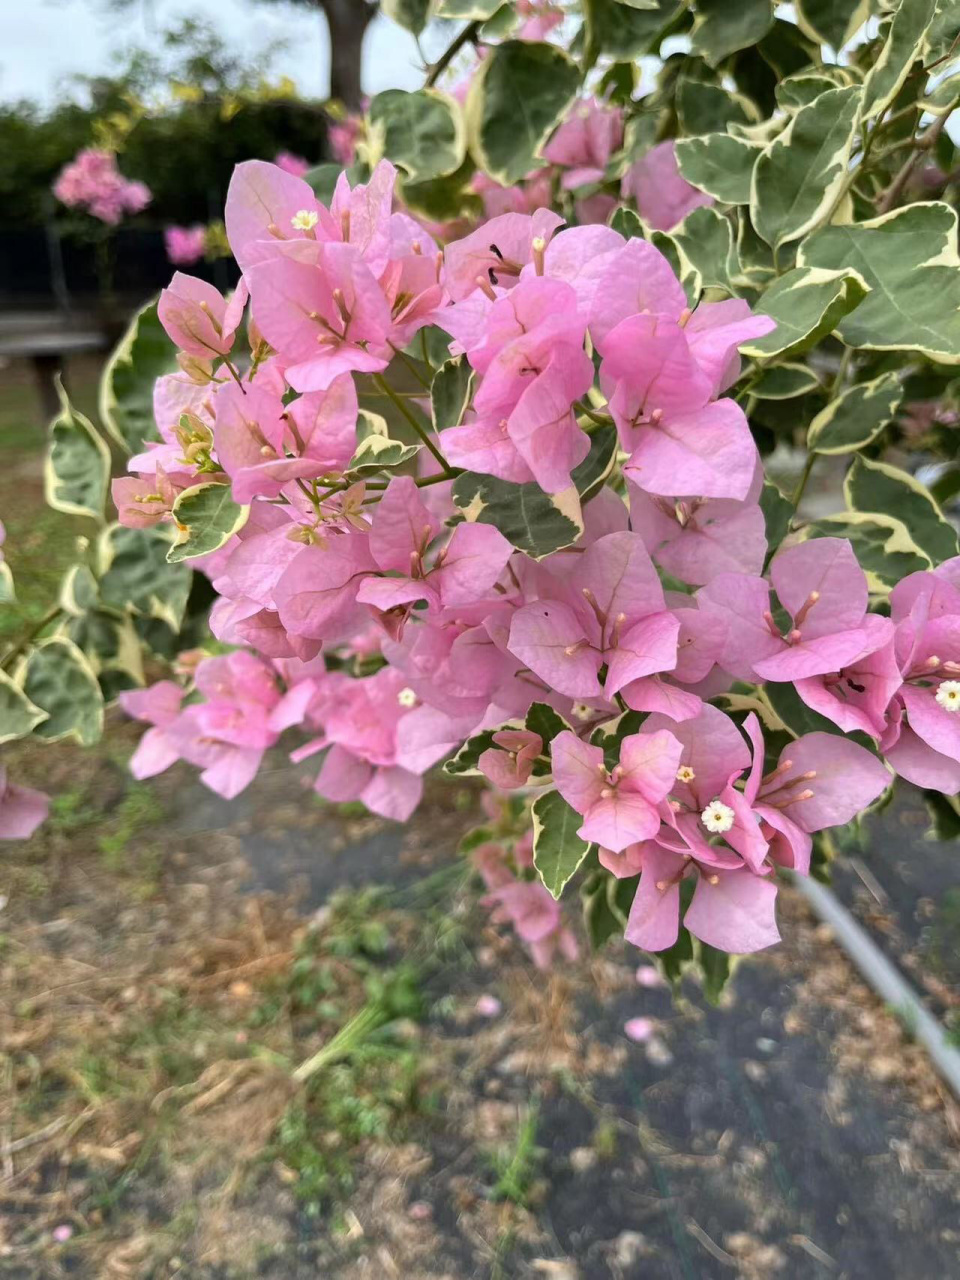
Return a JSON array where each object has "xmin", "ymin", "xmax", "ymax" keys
[{"xmin": 2, "ymin": 738, "xmax": 959, "ymax": 1279}]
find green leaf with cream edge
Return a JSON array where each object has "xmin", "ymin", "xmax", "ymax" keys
[
  {"xmin": 465, "ymin": 40, "xmax": 580, "ymax": 185},
  {"xmin": 381, "ymin": 0, "xmax": 434, "ymax": 34},
  {"xmin": 369, "ymin": 89, "xmax": 466, "ymax": 184},
  {"xmin": 45, "ymin": 378, "xmax": 111, "ymax": 522},
  {"xmin": 690, "ymin": 0, "xmax": 775, "ymax": 68},
  {"xmin": 431, "ymin": 356, "xmax": 475, "ymax": 434},
  {"xmin": 452, "ymin": 426, "xmax": 617, "ymax": 558},
  {"xmin": 0, "ymin": 671, "xmax": 48, "ymax": 745},
  {"xmin": 859, "ymin": 0, "xmax": 939, "ymax": 121},
  {"xmin": 808, "ymin": 373, "xmax": 902, "ymax": 455},
  {"xmin": 19, "ymin": 638, "xmax": 104, "ymax": 746},
  {"xmin": 167, "ymin": 483, "xmax": 249, "ymax": 563},
  {"xmin": 98, "ymin": 524, "xmax": 193, "ymax": 630},
  {"xmin": 794, "ymin": 0, "xmax": 869, "ymax": 51},
  {"xmin": 844, "ymin": 456, "xmax": 959, "ymax": 565},
  {"xmin": 798, "ymin": 203, "xmax": 960, "ymax": 364},
  {"xmin": 533, "ymin": 788, "xmax": 591, "ymax": 900},
  {"xmin": 347, "ymin": 435, "xmax": 421, "ymax": 478},
  {"xmin": 99, "ymin": 298, "xmax": 178, "ymax": 454},
  {"xmin": 750, "ymin": 85, "xmax": 861, "ymax": 249},
  {"xmin": 739, "ymin": 267, "xmax": 869, "ymax": 361},
  {"xmin": 674, "ymin": 134, "xmax": 762, "ymax": 206},
  {"xmin": 666, "ymin": 206, "xmax": 737, "ymax": 292}
]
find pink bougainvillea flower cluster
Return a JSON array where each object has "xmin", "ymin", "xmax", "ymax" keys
[
  {"xmin": 110, "ymin": 143, "xmax": 910, "ymax": 963},
  {"xmin": 621, "ymin": 140, "xmax": 713, "ymax": 232},
  {"xmin": 53, "ymin": 148, "xmax": 151, "ymax": 225}
]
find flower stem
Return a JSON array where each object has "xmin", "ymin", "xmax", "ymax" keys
[
  {"xmin": 792, "ymin": 452, "xmax": 816, "ymax": 509},
  {"xmin": 0, "ymin": 606, "xmax": 63, "ymax": 672},
  {"xmin": 575, "ymin": 400, "xmax": 613, "ymax": 428},
  {"xmin": 388, "ymin": 341, "xmax": 432, "ymax": 390},
  {"xmin": 373, "ymin": 373, "xmax": 453, "ymax": 474}
]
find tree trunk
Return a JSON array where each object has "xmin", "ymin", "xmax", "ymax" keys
[{"xmin": 320, "ymin": 0, "xmax": 375, "ymax": 111}]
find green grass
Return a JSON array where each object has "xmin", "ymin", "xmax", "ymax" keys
[
  {"xmin": 0, "ymin": 355, "xmax": 103, "ymax": 454},
  {"xmin": 489, "ymin": 1102, "xmax": 543, "ymax": 1206},
  {"xmin": 97, "ymin": 783, "xmax": 165, "ymax": 872}
]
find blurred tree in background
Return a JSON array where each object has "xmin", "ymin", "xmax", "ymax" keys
[
  {"xmin": 251, "ymin": 0, "xmax": 378, "ymax": 110},
  {"xmin": 0, "ymin": 19, "xmax": 332, "ymax": 231}
]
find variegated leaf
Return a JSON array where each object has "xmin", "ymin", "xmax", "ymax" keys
[
  {"xmin": 739, "ymin": 267, "xmax": 869, "ymax": 360},
  {"xmin": 844, "ymin": 456, "xmax": 959, "ymax": 565},
  {"xmin": 690, "ymin": 0, "xmax": 775, "ymax": 68},
  {"xmin": 751, "ymin": 364, "xmax": 822, "ymax": 399},
  {"xmin": 807, "ymin": 372, "xmax": 902, "ymax": 454},
  {"xmin": 45, "ymin": 377, "xmax": 111, "ymax": 522},
  {"xmin": 0, "ymin": 670, "xmax": 47, "ymax": 745},
  {"xmin": 668, "ymin": 206, "xmax": 737, "ymax": 292},
  {"xmin": 798, "ymin": 202, "xmax": 960, "ymax": 364},
  {"xmin": 99, "ymin": 299, "xmax": 177, "ymax": 454},
  {"xmin": 795, "ymin": 0, "xmax": 869, "ymax": 51},
  {"xmin": 751, "ymin": 86, "xmax": 860, "ymax": 249},
  {"xmin": 369, "ymin": 89, "xmax": 466, "ymax": 183},
  {"xmin": 20, "ymin": 637, "xmax": 104, "ymax": 746},
  {"xmin": 466, "ymin": 40, "xmax": 579, "ymax": 185},
  {"xmin": 167, "ymin": 483, "xmax": 249, "ymax": 564},
  {"xmin": 533, "ymin": 789, "xmax": 591, "ymax": 900},
  {"xmin": 674, "ymin": 134, "xmax": 762, "ymax": 206},
  {"xmin": 860, "ymin": 0, "xmax": 939, "ymax": 121}
]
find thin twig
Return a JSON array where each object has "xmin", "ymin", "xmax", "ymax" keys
[
  {"xmin": 792, "ymin": 452, "xmax": 816, "ymax": 509},
  {"xmin": 1, "ymin": 1114, "xmax": 70, "ymax": 1157},
  {"xmin": 387, "ymin": 341, "xmax": 432, "ymax": 390},
  {"xmin": 0, "ymin": 606, "xmax": 64, "ymax": 672},
  {"xmin": 878, "ymin": 104, "xmax": 958, "ymax": 214},
  {"xmin": 372, "ymin": 374, "xmax": 453, "ymax": 474},
  {"xmin": 425, "ymin": 19, "xmax": 481, "ymax": 88}
]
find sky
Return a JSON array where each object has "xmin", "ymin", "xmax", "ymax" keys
[{"xmin": 0, "ymin": 0, "xmax": 441, "ymax": 107}]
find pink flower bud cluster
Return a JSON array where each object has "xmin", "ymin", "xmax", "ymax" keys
[
  {"xmin": 52, "ymin": 148, "xmax": 152, "ymax": 225},
  {"xmin": 111, "ymin": 152, "xmax": 951, "ymax": 960}
]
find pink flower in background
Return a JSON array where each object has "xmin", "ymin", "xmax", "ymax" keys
[
  {"xmin": 120, "ymin": 654, "xmax": 314, "ymax": 800},
  {"xmin": 485, "ymin": 879, "xmax": 579, "ymax": 969},
  {"xmin": 543, "ymin": 98, "xmax": 623, "ymax": 190},
  {"xmin": 164, "ymin": 224, "xmax": 207, "ymax": 265},
  {"xmin": 329, "ymin": 118, "xmax": 362, "ymax": 166},
  {"xmin": 274, "ymin": 150, "xmax": 311, "ymax": 177},
  {"xmin": 516, "ymin": 0, "xmax": 564, "ymax": 40},
  {"xmin": 53, "ymin": 148, "xmax": 152, "ymax": 225},
  {"xmin": 624, "ymin": 1016, "xmax": 656, "ymax": 1043},
  {"xmin": 0, "ymin": 765, "xmax": 49, "ymax": 840},
  {"xmin": 621, "ymin": 141, "xmax": 712, "ymax": 231}
]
